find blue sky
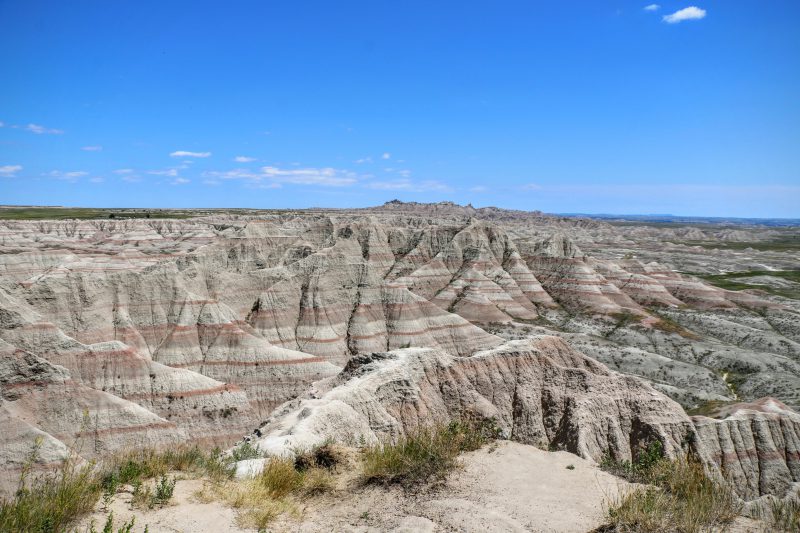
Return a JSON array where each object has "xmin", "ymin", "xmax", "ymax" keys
[{"xmin": 1, "ymin": 1, "xmax": 798, "ymax": 217}]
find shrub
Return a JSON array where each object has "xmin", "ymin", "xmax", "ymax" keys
[
  {"xmin": 605, "ymin": 455, "xmax": 740, "ymax": 533},
  {"xmin": 258, "ymin": 458, "xmax": 303, "ymax": 499},
  {"xmin": 152, "ymin": 475, "xmax": 176, "ymax": 506},
  {"xmin": 294, "ymin": 440, "xmax": 341, "ymax": 472},
  {"xmin": 231, "ymin": 441, "xmax": 262, "ymax": 462},
  {"xmin": 600, "ymin": 440, "xmax": 664, "ymax": 483},
  {"xmin": 361, "ymin": 417, "xmax": 499, "ymax": 487},
  {"xmin": 0, "ymin": 444, "xmax": 102, "ymax": 533}
]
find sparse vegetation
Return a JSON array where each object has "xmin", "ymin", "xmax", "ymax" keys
[
  {"xmin": 762, "ymin": 497, "xmax": 800, "ymax": 532},
  {"xmin": 200, "ymin": 451, "xmax": 339, "ymax": 530},
  {"xmin": 0, "ymin": 449, "xmax": 102, "ymax": 533},
  {"xmin": 231, "ymin": 441, "xmax": 262, "ymax": 462},
  {"xmin": 361, "ymin": 417, "xmax": 501, "ymax": 487},
  {"xmin": 600, "ymin": 441, "xmax": 664, "ymax": 484},
  {"xmin": 0, "ymin": 443, "xmax": 234, "ymax": 532},
  {"xmin": 685, "ymin": 399, "xmax": 736, "ymax": 417},
  {"xmin": 602, "ymin": 450, "xmax": 740, "ymax": 533},
  {"xmin": 86, "ymin": 511, "xmax": 141, "ymax": 533},
  {"xmin": 691, "ymin": 269, "xmax": 800, "ymax": 300}
]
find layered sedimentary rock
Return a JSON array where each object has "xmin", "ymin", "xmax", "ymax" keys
[
  {"xmin": 1, "ymin": 202, "xmax": 798, "ymax": 500},
  {"xmin": 246, "ymin": 338, "xmax": 800, "ymax": 502},
  {"xmin": 693, "ymin": 398, "xmax": 800, "ymax": 501}
]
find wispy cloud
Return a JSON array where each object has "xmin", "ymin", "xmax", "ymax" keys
[
  {"xmin": 170, "ymin": 150, "xmax": 211, "ymax": 158},
  {"xmin": 89, "ymin": 177, "xmax": 105, "ymax": 183},
  {"xmin": 261, "ymin": 166, "xmax": 358, "ymax": 186},
  {"xmin": 381, "ymin": 152, "xmax": 391, "ymax": 160},
  {"xmin": 233, "ymin": 156, "xmax": 257, "ymax": 163},
  {"xmin": 519, "ymin": 183, "xmax": 542, "ymax": 191},
  {"xmin": 171, "ymin": 177, "xmax": 190, "ymax": 185},
  {"xmin": 113, "ymin": 168, "xmax": 135, "ymax": 174},
  {"xmin": 663, "ymin": 6, "xmax": 706, "ymax": 23},
  {"xmin": 354, "ymin": 157, "xmax": 372, "ymax": 164},
  {"xmin": 0, "ymin": 121, "xmax": 5, "ymax": 128},
  {"xmin": 47, "ymin": 170, "xmax": 88, "ymax": 182},
  {"xmin": 644, "ymin": 4, "xmax": 660, "ymax": 11},
  {"xmin": 0, "ymin": 164, "xmax": 22, "ymax": 177},
  {"xmin": 469, "ymin": 185, "xmax": 488, "ymax": 193},
  {"xmin": 203, "ymin": 165, "xmax": 360, "ymax": 187},
  {"xmin": 26, "ymin": 123, "xmax": 64, "ymax": 135},
  {"xmin": 81, "ymin": 145, "xmax": 103, "ymax": 151},
  {"xmin": 148, "ymin": 168, "xmax": 179, "ymax": 177},
  {"xmin": 366, "ymin": 179, "xmax": 451, "ymax": 192}
]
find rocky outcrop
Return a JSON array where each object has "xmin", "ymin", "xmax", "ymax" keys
[
  {"xmin": 250, "ymin": 336, "xmax": 694, "ymax": 464},
  {"xmin": 693, "ymin": 398, "xmax": 800, "ymax": 501},
  {"xmin": 246, "ymin": 338, "xmax": 800, "ymax": 503}
]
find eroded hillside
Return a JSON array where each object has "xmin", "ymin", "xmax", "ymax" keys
[{"xmin": 1, "ymin": 202, "xmax": 798, "ymax": 499}]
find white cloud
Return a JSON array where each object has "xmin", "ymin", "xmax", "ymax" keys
[
  {"xmin": 366, "ymin": 179, "xmax": 451, "ymax": 192},
  {"xmin": 354, "ymin": 157, "xmax": 372, "ymax": 164},
  {"xmin": 171, "ymin": 177, "xmax": 190, "ymax": 185},
  {"xmin": 46, "ymin": 170, "xmax": 87, "ymax": 182},
  {"xmin": 469, "ymin": 186, "xmax": 488, "ymax": 193},
  {"xmin": 89, "ymin": 177, "xmax": 105, "ymax": 183},
  {"xmin": 81, "ymin": 145, "xmax": 103, "ymax": 151},
  {"xmin": 233, "ymin": 156, "xmax": 257, "ymax": 163},
  {"xmin": 0, "ymin": 121, "xmax": 4, "ymax": 127},
  {"xmin": 113, "ymin": 168, "xmax": 134, "ymax": 174},
  {"xmin": 169, "ymin": 150, "xmax": 211, "ymax": 158},
  {"xmin": 644, "ymin": 4, "xmax": 660, "ymax": 11},
  {"xmin": 120, "ymin": 174, "xmax": 141, "ymax": 183},
  {"xmin": 26, "ymin": 123, "xmax": 64, "ymax": 135},
  {"xmin": 261, "ymin": 166, "xmax": 358, "ymax": 186},
  {"xmin": 148, "ymin": 169, "xmax": 179, "ymax": 177},
  {"xmin": 0, "ymin": 164, "xmax": 22, "ymax": 177},
  {"xmin": 204, "ymin": 165, "xmax": 360, "ymax": 187},
  {"xmin": 381, "ymin": 153, "xmax": 391, "ymax": 160},
  {"xmin": 663, "ymin": 6, "xmax": 706, "ymax": 23},
  {"xmin": 520, "ymin": 183, "xmax": 542, "ymax": 191}
]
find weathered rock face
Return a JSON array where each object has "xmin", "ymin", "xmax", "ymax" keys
[
  {"xmin": 252, "ymin": 337, "xmax": 695, "ymax": 462},
  {"xmin": 1, "ymin": 204, "xmax": 798, "ymax": 499},
  {"xmin": 246, "ymin": 338, "xmax": 800, "ymax": 502},
  {"xmin": 692, "ymin": 398, "xmax": 800, "ymax": 501}
]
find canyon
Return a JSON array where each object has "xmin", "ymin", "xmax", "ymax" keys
[{"xmin": 1, "ymin": 201, "xmax": 799, "ymax": 512}]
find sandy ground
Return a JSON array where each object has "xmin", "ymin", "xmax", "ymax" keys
[
  {"xmin": 77, "ymin": 441, "xmax": 644, "ymax": 533},
  {"xmin": 75, "ymin": 440, "xmax": 771, "ymax": 532},
  {"xmin": 272, "ymin": 441, "xmax": 632, "ymax": 533}
]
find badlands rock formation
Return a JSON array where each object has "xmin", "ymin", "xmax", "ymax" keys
[
  {"xmin": 1, "ymin": 202, "xmax": 798, "ymax": 500},
  {"xmin": 246, "ymin": 337, "xmax": 800, "ymax": 502}
]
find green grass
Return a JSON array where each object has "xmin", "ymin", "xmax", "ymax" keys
[
  {"xmin": 685, "ymin": 399, "xmax": 737, "ymax": 418},
  {"xmin": 692, "ymin": 270, "xmax": 800, "ymax": 300},
  {"xmin": 361, "ymin": 418, "xmax": 500, "ymax": 487},
  {"xmin": 0, "ymin": 445, "xmax": 235, "ymax": 532},
  {"xmin": 0, "ymin": 207, "xmax": 194, "ymax": 220},
  {"xmin": 0, "ymin": 455, "xmax": 102, "ymax": 533},
  {"xmin": 600, "ymin": 441, "xmax": 665, "ymax": 484},
  {"xmin": 673, "ymin": 238, "xmax": 800, "ymax": 253}
]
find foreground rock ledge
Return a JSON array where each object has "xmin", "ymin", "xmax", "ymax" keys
[{"xmin": 246, "ymin": 336, "xmax": 800, "ymax": 503}]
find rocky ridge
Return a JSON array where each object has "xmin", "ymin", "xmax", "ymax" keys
[{"xmin": 1, "ymin": 202, "xmax": 798, "ymax": 500}]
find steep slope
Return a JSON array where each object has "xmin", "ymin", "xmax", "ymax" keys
[{"xmin": 245, "ymin": 338, "xmax": 800, "ymax": 502}]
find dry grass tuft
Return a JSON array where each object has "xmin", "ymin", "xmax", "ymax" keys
[
  {"xmin": 361, "ymin": 418, "xmax": 500, "ymax": 487},
  {"xmin": 605, "ymin": 456, "xmax": 740, "ymax": 533}
]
